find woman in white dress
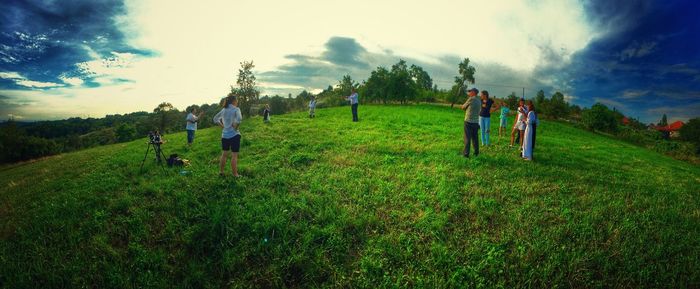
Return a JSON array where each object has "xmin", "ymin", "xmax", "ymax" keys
[{"xmin": 522, "ymin": 101, "xmax": 539, "ymax": 161}]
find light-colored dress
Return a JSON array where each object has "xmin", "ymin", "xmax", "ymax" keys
[{"xmin": 522, "ymin": 110, "xmax": 539, "ymax": 160}]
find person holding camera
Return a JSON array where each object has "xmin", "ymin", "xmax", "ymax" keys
[
  {"xmin": 186, "ymin": 107, "xmax": 204, "ymax": 147},
  {"xmin": 213, "ymin": 94, "xmax": 243, "ymax": 178}
]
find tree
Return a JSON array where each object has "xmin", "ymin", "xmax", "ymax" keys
[
  {"xmin": 337, "ymin": 74, "xmax": 357, "ymax": 97},
  {"xmin": 658, "ymin": 114, "xmax": 668, "ymax": 126},
  {"xmin": 505, "ymin": 92, "xmax": 519, "ymax": 110},
  {"xmin": 535, "ymin": 90, "xmax": 549, "ymax": 116},
  {"xmin": 679, "ymin": 117, "xmax": 700, "ymax": 153},
  {"xmin": 364, "ymin": 66, "xmax": 390, "ymax": 103},
  {"xmin": 231, "ymin": 60, "xmax": 260, "ymax": 117},
  {"xmin": 448, "ymin": 58, "xmax": 476, "ymax": 108},
  {"xmin": 409, "ymin": 64, "xmax": 433, "ymax": 91},
  {"xmin": 548, "ymin": 92, "xmax": 569, "ymax": 119},
  {"xmin": 388, "ymin": 60, "xmax": 417, "ymax": 104},
  {"xmin": 115, "ymin": 123, "xmax": 137, "ymax": 142},
  {"xmin": 153, "ymin": 102, "xmax": 175, "ymax": 133},
  {"xmin": 581, "ymin": 103, "xmax": 618, "ymax": 132}
]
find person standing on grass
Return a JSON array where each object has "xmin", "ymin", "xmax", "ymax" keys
[
  {"xmin": 499, "ymin": 104, "xmax": 510, "ymax": 138},
  {"xmin": 185, "ymin": 107, "xmax": 203, "ymax": 147},
  {"xmin": 478, "ymin": 90, "xmax": 495, "ymax": 146},
  {"xmin": 309, "ymin": 96, "xmax": 317, "ymax": 118},
  {"xmin": 263, "ymin": 104, "xmax": 271, "ymax": 123},
  {"xmin": 346, "ymin": 88, "xmax": 359, "ymax": 122},
  {"xmin": 213, "ymin": 95, "xmax": 243, "ymax": 178},
  {"xmin": 510, "ymin": 99, "xmax": 528, "ymax": 149},
  {"xmin": 522, "ymin": 100, "xmax": 539, "ymax": 161},
  {"xmin": 461, "ymin": 87, "xmax": 481, "ymax": 158}
]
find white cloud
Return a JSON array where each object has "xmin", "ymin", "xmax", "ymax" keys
[
  {"xmin": 620, "ymin": 89, "xmax": 649, "ymax": 99},
  {"xmin": 4, "ymin": 0, "xmax": 598, "ymax": 120},
  {"xmin": 59, "ymin": 76, "xmax": 84, "ymax": 86},
  {"xmin": 0, "ymin": 71, "xmax": 63, "ymax": 88}
]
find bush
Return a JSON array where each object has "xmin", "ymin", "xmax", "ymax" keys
[{"xmin": 581, "ymin": 103, "xmax": 618, "ymax": 133}]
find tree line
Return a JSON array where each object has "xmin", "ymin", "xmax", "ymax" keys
[{"xmin": 2, "ymin": 58, "xmax": 698, "ymax": 164}]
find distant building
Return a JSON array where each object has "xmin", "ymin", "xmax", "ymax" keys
[{"xmin": 653, "ymin": 121, "xmax": 684, "ymax": 138}]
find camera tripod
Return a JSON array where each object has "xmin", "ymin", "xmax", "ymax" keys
[{"xmin": 139, "ymin": 142, "xmax": 167, "ymax": 173}]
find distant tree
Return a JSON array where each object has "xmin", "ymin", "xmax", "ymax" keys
[
  {"xmin": 535, "ymin": 90, "xmax": 550, "ymax": 116},
  {"xmin": 409, "ymin": 64, "xmax": 433, "ymax": 91},
  {"xmin": 548, "ymin": 92, "xmax": 569, "ymax": 119},
  {"xmin": 153, "ymin": 102, "xmax": 176, "ymax": 133},
  {"xmin": 458, "ymin": 58, "xmax": 476, "ymax": 86},
  {"xmin": 505, "ymin": 92, "xmax": 519, "ymax": 110},
  {"xmin": 115, "ymin": 123, "xmax": 137, "ymax": 142},
  {"xmin": 337, "ymin": 74, "xmax": 357, "ymax": 97},
  {"xmin": 679, "ymin": 117, "xmax": 700, "ymax": 153},
  {"xmin": 582, "ymin": 103, "xmax": 618, "ymax": 132},
  {"xmin": 231, "ymin": 60, "xmax": 260, "ymax": 117},
  {"xmin": 364, "ymin": 66, "xmax": 390, "ymax": 103},
  {"xmin": 658, "ymin": 114, "xmax": 668, "ymax": 126},
  {"xmin": 569, "ymin": 104, "xmax": 582, "ymax": 117},
  {"xmin": 388, "ymin": 60, "xmax": 417, "ymax": 104},
  {"xmin": 448, "ymin": 77, "xmax": 465, "ymax": 108}
]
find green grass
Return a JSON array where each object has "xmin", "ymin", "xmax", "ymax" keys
[{"xmin": 1, "ymin": 104, "xmax": 699, "ymax": 288}]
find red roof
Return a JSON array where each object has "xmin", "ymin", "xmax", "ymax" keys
[{"xmin": 654, "ymin": 121, "xmax": 684, "ymax": 132}]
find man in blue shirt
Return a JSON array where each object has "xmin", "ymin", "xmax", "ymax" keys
[{"xmin": 213, "ymin": 95, "xmax": 243, "ymax": 177}]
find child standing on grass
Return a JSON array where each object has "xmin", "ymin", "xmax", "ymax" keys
[
  {"xmin": 263, "ymin": 104, "xmax": 271, "ymax": 123},
  {"xmin": 309, "ymin": 96, "xmax": 316, "ymax": 118},
  {"xmin": 510, "ymin": 99, "xmax": 528, "ymax": 149},
  {"xmin": 499, "ymin": 105, "xmax": 510, "ymax": 138},
  {"xmin": 213, "ymin": 94, "xmax": 243, "ymax": 177}
]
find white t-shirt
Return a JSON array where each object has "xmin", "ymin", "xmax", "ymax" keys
[{"xmin": 186, "ymin": 113, "xmax": 198, "ymax": 130}]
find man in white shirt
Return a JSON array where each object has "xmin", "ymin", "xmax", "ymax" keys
[
  {"xmin": 309, "ymin": 96, "xmax": 316, "ymax": 118},
  {"xmin": 346, "ymin": 88, "xmax": 359, "ymax": 122},
  {"xmin": 185, "ymin": 107, "xmax": 203, "ymax": 147}
]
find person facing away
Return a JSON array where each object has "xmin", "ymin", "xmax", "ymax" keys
[
  {"xmin": 461, "ymin": 87, "xmax": 481, "ymax": 158},
  {"xmin": 522, "ymin": 101, "xmax": 539, "ymax": 161},
  {"xmin": 499, "ymin": 105, "xmax": 510, "ymax": 138},
  {"xmin": 309, "ymin": 96, "xmax": 316, "ymax": 118},
  {"xmin": 185, "ymin": 107, "xmax": 203, "ymax": 147},
  {"xmin": 478, "ymin": 90, "xmax": 495, "ymax": 146},
  {"xmin": 346, "ymin": 88, "xmax": 359, "ymax": 122},
  {"xmin": 263, "ymin": 104, "xmax": 270, "ymax": 123},
  {"xmin": 510, "ymin": 99, "xmax": 528, "ymax": 148},
  {"xmin": 213, "ymin": 95, "xmax": 243, "ymax": 177}
]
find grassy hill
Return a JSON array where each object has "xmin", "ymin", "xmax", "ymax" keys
[{"xmin": 1, "ymin": 104, "xmax": 699, "ymax": 288}]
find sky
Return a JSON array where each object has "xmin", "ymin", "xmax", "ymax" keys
[{"xmin": 1, "ymin": 0, "xmax": 699, "ymax": 123}]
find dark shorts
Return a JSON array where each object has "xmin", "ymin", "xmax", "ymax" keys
[
  {"xmin": 221, "ymin": 135, "xmax": 241, "ymax": 152},
  {"xmin": 187, "ymin": 129, "xmax": 195, "ymax": 143}
]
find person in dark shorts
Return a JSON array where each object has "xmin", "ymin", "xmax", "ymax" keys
[{"xmin": 213, "ymin": 94, "xmax": 243, "ymax": 177}]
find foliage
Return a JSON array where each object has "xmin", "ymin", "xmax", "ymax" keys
[
  {"xmin": 581, "ymin": 103, "xmax": 619, "ymax": 133},
  {"xmin": 231, "ymin": 60, "xmax": 260, "ymax": 117},
  {"xmin": 679, "ymin": 117, "xmax": 700, "ymax": 152}
]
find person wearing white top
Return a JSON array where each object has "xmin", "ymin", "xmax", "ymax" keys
[
  {"xmin": 346, "ymin": 88, "xmax": 359, "ymax": 122},
  {"xmin": 309, "ymin": 96, "xmax": 316, "ymax": 118},
  {"xmin": 510, "ymin": 99, "xmax": 528, "ymax": 149},
  {"xmin": 212, "ymin": 95, "xmax": 243, "ymax": 177},
  {"xmin": 522, "ymin": 101, "xmax": 539, "ymax": 161},
  {"xmin": 185, "ymin": 107, "xmax": 203, "ymax": 147}
]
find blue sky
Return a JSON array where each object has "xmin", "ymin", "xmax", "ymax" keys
[{"xmin": 0, "ymin": 0, "xmax": 699, "ymax": 123}]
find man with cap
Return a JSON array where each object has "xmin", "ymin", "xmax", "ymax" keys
[{"xmin": 461, "ymin": 87, "xmax": 481, "ymax": 157}]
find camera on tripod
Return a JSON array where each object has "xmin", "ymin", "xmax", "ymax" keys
[
  {"xmin": 148, "ymin": 130, "xmax": 163, "ymax": 145},
  {"xmin": 140, "ymin": 130, "xmax": 167, "ymax": 173}
]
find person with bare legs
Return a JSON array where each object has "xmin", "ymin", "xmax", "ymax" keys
[
  {"xmin": 510, "ymin": 99, "xmax": 528, "ymax": 149},
  {"xmin": 213, "ymin": 94, "xmax": 243, "ymax": 177}
]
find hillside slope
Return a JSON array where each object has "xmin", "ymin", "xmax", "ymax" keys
[{"xmin": 1, "ymin": 104, "xmax": 699, "ymax": 288}]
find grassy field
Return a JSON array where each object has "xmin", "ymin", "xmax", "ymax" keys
[{"xmin": 1, "ymin": 104, "xmax": 699, "ymax": 288}]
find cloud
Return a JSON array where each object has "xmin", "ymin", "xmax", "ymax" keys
[
  {"xmin": 620, "ymin": 89, "xmax": 649, "ymax": 99},
  {"xmin": 620, "ymin": 41, "xmax": 657, "ymax": 60},
  {"xmin": 0, "ymin": 71, "xmax": 63, "ymax": 88},
  {"xmin": 646, "ymin": 102, "xmax": 700, "ymax": 123}
]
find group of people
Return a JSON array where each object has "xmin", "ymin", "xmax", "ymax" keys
[
  {"xmin": 461, "ymin": 87, "xmax": 539, "ymax": 161},
  {"xmin": 181, "ymin": 86, "xmax": 537, "ymax": 178}
]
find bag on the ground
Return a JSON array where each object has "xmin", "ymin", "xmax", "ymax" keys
[{"xmin": 167, "ymin": 154, "xmax": 188, "ymax": 167}]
